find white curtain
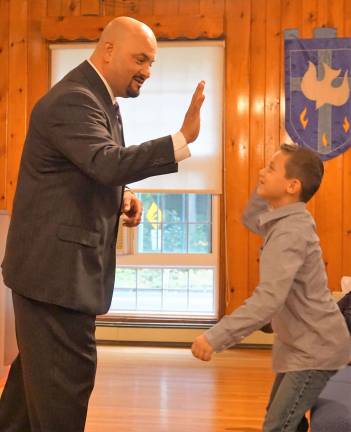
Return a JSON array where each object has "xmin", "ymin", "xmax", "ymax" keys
[
  {"xmin": 50, "ymin": 41, "xmax": 224, "ymax": 193},
  {"xmin": 0, "ymin": 211, "xmax": 17, "ymax": 379}
]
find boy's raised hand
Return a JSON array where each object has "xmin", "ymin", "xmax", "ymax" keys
[{"xmin": 191, "ymin": 334, "xmax": 214, "ymax": 361}]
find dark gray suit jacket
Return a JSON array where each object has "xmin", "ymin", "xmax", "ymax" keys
[{"xmin": 2, "ymin": 61, "xmax": 177, "ymax": 315}]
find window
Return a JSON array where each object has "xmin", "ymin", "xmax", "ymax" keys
[
  {"xmin": 112, "ymin": 193, "xmax": 218, "ymax": 317},
  {"xmin": 137, "ymin": 193, "xmax": 212, "ymax": 254},
  {"xmin": 113, "ymin": 267, "xmax": 215, "ymax": 313},
  {"xmin": 50, "ymin": 41, "xmax": 224, "ymax": 320}
]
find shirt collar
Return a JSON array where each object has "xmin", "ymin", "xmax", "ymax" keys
[
  {"xmin": 87, "ymin": 59, "xmax": 115, "ymax": 105},
  {"xmin": 259, "ymin": 201, "xmax": 307, "ymax": 227}
]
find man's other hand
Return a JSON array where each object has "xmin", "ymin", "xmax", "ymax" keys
[{"xmin": 121, "ymin": 191, "xmax": 142, "ymax": 227}]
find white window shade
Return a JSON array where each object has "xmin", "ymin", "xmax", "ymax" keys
[
  {"xmin": 50, "ymin": 42, "xmax": 224, "ymax": 193},
  {"xmin": 51, "ymin": 45, "xmax": 94, "ymax": 86}
]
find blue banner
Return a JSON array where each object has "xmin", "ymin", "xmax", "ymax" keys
[{"xmin": 285, "ymin": 29, "xmax": 351, "ymax": 160}]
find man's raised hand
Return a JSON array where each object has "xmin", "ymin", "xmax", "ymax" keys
[{"xmin": 180, "ymin": 81, "xmax": 205, "ymax": 143}]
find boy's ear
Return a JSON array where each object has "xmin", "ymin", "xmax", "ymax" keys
[{"xmin": 287, "ymin": 178, "xmax": 301, "ymax": 196}]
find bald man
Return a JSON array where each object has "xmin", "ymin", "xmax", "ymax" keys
[{"xmin": 0, "ymin": 17, "xmax": 205, "ymax": 432}]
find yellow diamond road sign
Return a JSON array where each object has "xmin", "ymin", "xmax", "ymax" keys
[{"xmin": 146, "ymin": 202, "xmax": 162, "ymax": 229}]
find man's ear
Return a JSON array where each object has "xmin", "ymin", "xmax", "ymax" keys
[
  {"xmin": 102, "ymin": 42, "xmax": 113, "ymax": 63},
  {"xmin": 287, "ymin": 178, "xmax": 301, "ymax": 196}
]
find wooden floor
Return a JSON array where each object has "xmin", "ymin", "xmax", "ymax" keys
[{"xmin": 85, "ymin": 346, "xmax": 274, "ymax": 432}]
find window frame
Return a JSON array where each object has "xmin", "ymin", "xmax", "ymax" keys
[{"xmin": 106, "ymin": 193, "xmax": 221, "ymax": 321}]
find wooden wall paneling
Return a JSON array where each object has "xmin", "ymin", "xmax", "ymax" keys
[
  {"xmin": 7, "ymin": 0, "xmax": 28, "ymax": 213},
  {"xmin": 316, "ymin": 0, "xmax": 328, "ymax": 27},
  {"xmin": 200, "ymin": 0, "xmax": 224, "ymax": 15},
  {"xmin": 152, "ymin": 0, "xmax": 178, "ymax": 16},
  {"xmin": 81, "ymin": 0, "xmax": 100, "ymax": 15},
  {"xmin": 218, "ymin": 193, "xmax": 227, "ymax": 317},
  {"xmin": 342, "ymin": 152, "xmax": 351, "ymax": 278},
  {"xmin": 0, "ymin": 0, "xmax": 9, "ymax": 210},
  {"xmin": 313, "ymin": 0, "xmax": 344, "ymax": 291},
  {"xmin": 264, "ymin": 0, "xmax": 280, "ymax": 165},
  {"xmin": 316, "ymin": 164, "xmax": 343, "ymax": 292},
  {"xmin": 125, "ymin": 0, "xmax": 152, "ymax": 15},
  {"xmin": 112, "ymin": 0, "xmax": 152, "ymax": 16},
  {"xmin": 62, "ymin": 0, "xmax": 81, "ymax": 15},
  {"xmin": 247, "ymin": 0, "xmax": 266, "ymax": 295},
  {"xmin": 224, "ymin": 0, "xmax": 251, "ymax": 312},
  {"xmin": 301, "ymin": 0, "xmax": 317, "ymax": 37},
  {"xmin": 329, "ymin": 0, "xmax": 347, "ymax": 287},
  {"xmin": 101, "ymin": 0, "xmax": 115, "ymax": 15},
  {"xmin": 41, "ymin": 15, "xmax": 224, "ymax": 40},
  {"xmin": 301, "ymin": 0, "xmax": 318, "ymax": 218},
  {"xmin": 327, "ymin": 0, "xmax": 344, "ymax": 30},
  {"xmin": 113, "ymin": 0, "xmax": 125, "ymax": 15},
  {"xmin": 314, "ymin": 187, "xmax": 340, "ymax": 290},
  {"xmin": 343, "ymin": 0, "xmax": 351, "ymax": 278},
  {"xmin": 178, "ymin": 0, "xmax": 200, "ymax": 15},
  {"xmin": 28, "ymin": 0, "xmax": 49, "ymax": 116},
  {"xmin": 47, "ymin": 0, "xmax": 62, "ymax": 16},
  {"xmin": 42, "ymin": 15, "xmax": 109, "ymax": 39},
  {"xmin": 279, "ymin": 0, "xmax": 302, "ymax": 145}
]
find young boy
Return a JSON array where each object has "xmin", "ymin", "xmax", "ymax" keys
[{"xmin": 191, "ymin": 143, "xmax": 351, "ymax": 432}]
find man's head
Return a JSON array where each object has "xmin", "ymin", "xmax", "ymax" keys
[
  {"xmin": 90, "ymin": 17, "xmax": 157, "ymax": 98},
  {"xmin": 257, "ymin": 143, "xmax": 324, "ymax": 207}
]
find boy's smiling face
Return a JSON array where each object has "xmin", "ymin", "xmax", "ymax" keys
[{"xmin": 257, "ymin": 150, "xmax": 300, "ymax": 208}]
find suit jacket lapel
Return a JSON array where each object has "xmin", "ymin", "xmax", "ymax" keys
[{"xmin": 77, "ymin": 61, "xmax": 125, "ymax": 147}]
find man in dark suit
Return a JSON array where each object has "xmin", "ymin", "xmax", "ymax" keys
[{"xmin": 0, "ymin": 16, "xmax": 205, "ymax": 432}]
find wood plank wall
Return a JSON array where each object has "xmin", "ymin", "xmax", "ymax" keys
[{"xmin": 1, "ymin": 0, "xmax": 351, "ymax": 315}]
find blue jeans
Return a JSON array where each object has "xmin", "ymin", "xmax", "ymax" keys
[{"xmin": 263, "ymin": 369, "xmax": 337, "ymax": 432}]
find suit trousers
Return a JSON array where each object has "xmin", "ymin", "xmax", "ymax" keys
[{"xmin": 0, "ymin": 292, "xmax": 97, "ymax": 432}]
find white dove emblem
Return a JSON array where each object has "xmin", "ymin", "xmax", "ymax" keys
[{"xmin": 301, "ymin": 61, "xmax": 350, "ymax": 109}]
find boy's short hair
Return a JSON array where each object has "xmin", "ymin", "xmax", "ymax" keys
[{"xmin": 280, "ymin": 143, "xmax": 324, "ymax": 203}]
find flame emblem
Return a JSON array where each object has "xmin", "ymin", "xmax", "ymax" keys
[
  {"xmin": 343, "ymin": 116, "xmax": 350, "ymax": 133},
  {"xmin": 301, "ymin": 61, "xmax": 350, "ymax": 109},
  {"xmin": 322, "ymin": 133, "xmax": 328, "ymax": 146},
  {"xmin": 300, "ymin": 107, "xmax": 308, "ymax": 129}
]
